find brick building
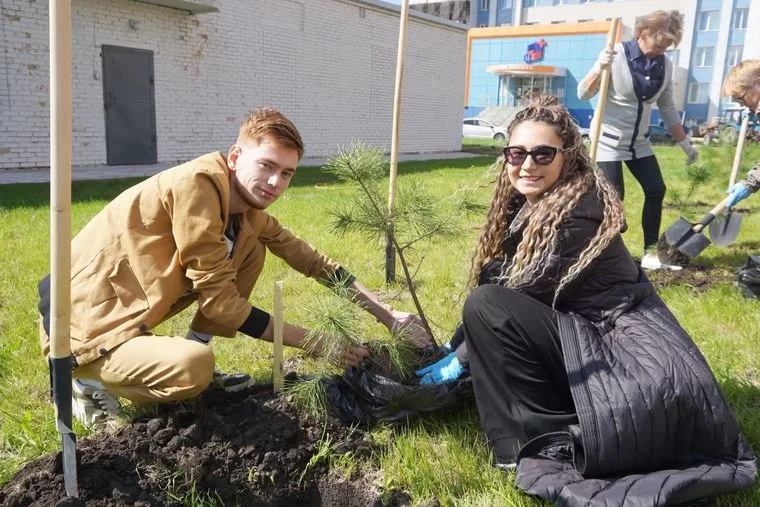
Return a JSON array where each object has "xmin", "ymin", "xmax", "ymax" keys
[{"xmin": 0, "ymin": 0, "xmax": 466, "ymax": 170}]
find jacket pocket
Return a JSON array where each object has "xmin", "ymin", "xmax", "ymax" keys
[
  {"xmin": 108, "ymin": 259, "xmax": 148, "ymax": 312},
  {"xmin": 80, "ymin": 258, "xmax": 149, "ymax": 339},
  {"xmin": 600, "ymin": 125, "xmax": 623, "ymax": 148}
]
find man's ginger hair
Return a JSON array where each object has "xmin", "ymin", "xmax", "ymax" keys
[
  {"xmin": 634, "ymin": 10, "xmax": 683, "ymax": 48},
  {"xmin": 238, "ymin": 107, "xmax": 304, "ymax": 160},
  {"xmin": 723, "ymin": 60, "xmax": 760, "ymax": 100}
]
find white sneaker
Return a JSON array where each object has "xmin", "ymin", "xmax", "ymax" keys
[
  {"xmin": 211, "ymin": 369, "xmax": 255, "ymax": 392},
  {"xmin": 641, "ymin": 252, "xmax": 683, "ymax": 271},
  {"xmin": 72, "ymin": 378, "xmax": 121, "ymax": 428}
]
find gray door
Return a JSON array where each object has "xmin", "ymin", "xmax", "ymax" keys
[{"xmin": 102, "ymin": 45, "xmax": 157, "ymax": 165}]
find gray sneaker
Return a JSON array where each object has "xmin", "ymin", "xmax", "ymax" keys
[
  {"xmin": 211, "ymin": 369, "xmax": 255, "ymax": 392},
  {"xmin": 71, "ymin": 378, "xmax": 121, "ymax": 428}
]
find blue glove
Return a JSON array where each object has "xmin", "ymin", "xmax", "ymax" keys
[
  {"xmin": 415, "ymin": 351, "xmax": 465, "ymax": 385},
  {"xmin": 727, "ymin": 182, "xmax": 752, "ymax": 208}
]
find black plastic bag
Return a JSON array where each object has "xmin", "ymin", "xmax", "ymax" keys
[
  {"xmin": 738, "ymin": 255, "xmax": 760, "ymax": 299},
  {"xmin": 322, "ymin": 367, "xmax": 473, "ymax": 425}
]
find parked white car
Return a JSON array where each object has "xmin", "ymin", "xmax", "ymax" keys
[{"xmin": 463, "ymin": 118, "xmax": 507, "ymax": 141}]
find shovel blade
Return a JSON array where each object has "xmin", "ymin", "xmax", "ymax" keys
[
  {"xmin": 61, "ymin": 432, "xmax": 78, "ymax": 497},
  {"xmin": 709, "ymin": 212, "xmax": 743, "ymax": 246},
  {"xmin": 50, "ymin": 356, "xmax": 78, "ymax": 498},
  {"xmin": 676, "ymin": 231, "xmax": 712, "ymax": 259},
  {"xmin": 663, "ymin": 218, "xmax": 697, "ymax": 247},
  {"xmin": 660, "ymin": 217, "xmax": 711, "ymax": 263}
]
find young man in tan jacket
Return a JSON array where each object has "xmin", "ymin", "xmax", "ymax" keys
[{"xmin": 38, "ymin": 107, "xmax": 432, "ymax": 427}]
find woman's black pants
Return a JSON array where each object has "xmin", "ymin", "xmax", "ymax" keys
[
  {"xmin": 463, "ymin": 284, "xmax": 577, "ymax": 464},
  {"xmin": 597, "ymin": 155, "xmax": 666, "ymax": 250}
]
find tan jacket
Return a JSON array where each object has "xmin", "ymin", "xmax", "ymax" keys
[{"xmin": 43, "ymin": 152, "xmax": 338, "ymax": 366}]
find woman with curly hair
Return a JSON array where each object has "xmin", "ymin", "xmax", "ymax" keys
[{"xmin": 418, "ymin": 96, "xmax": 755, "ymax": 505}]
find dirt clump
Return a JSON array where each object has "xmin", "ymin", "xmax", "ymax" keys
[
  {"xmin": 0, "ymin": 386, "xmax": 403, "ymax": 507},
  {"xmin": 644, "ymin": 263, "xmax": 738, "ymax": 292}
]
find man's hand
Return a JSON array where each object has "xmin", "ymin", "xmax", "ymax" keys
[
  {"xmin": 678, "ymin": 138, "xmax": 699, "ymax": 165},
  {"xmin": 303, "ymin": 333, "xmax": 369, "ymax": 368},
  {"xmin": 415, "ymin": 351, "xmax": 465, "ymax": 384},
  {"xmin": 389, "ymin": 310, "xmax": 433, "ymax": 347},
  {"xmin": 727, "ymin": 182, "xmax": 752, "ymax": 208}
]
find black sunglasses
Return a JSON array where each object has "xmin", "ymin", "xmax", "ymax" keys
[{"xmin": 503, "ymin": 145, "xmax": 564, "ymax": 166}]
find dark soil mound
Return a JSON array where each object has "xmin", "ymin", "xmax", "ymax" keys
[
  {"xmin": 0, "ymin": 386, "xmax": 404, "ymax": 507},
  {"xmin": 644, "ymin": 263, "xmax": 737, "ymax": 292}
]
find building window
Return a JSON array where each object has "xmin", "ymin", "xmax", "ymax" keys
[
  {"xmin": 694, "ymin": 47, "xmax": 713, "ymax": 67},
  {"xmin": 498, "ymin": 0, "xmax": 510, "ymax": 9},
  {"xmin": 688, "ymin": 82, "xmax": 709, "ymax": 103},
  {"xmin": 480, "ymin": 0, "xmax": 490, "ymax": 10},
  {"xmin": 523, "ymin": 0, "xmax": 536, "ymax": 6},
  {"xmin": 699, "ymin": 11, "xmax": 718, "ymax": 31},
  {"xmin": 727, "ymin": 46, "xmax": 743, "ymax": 67},
  {"xmin": 733, "ymin": 8, "xmax": 748, "ymax": 30}
]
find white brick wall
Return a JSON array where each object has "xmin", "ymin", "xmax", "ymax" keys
[{"xmin": 0, "ymin": 0, "xmax": 467, "ymax": 169}]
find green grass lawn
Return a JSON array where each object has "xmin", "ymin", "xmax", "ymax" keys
[{"xmin": 1, "ymin": 146, "xmax": 760, "ymax": 505}]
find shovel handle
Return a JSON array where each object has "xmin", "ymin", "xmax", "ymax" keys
[
  {"xmin": 589, "ymin": 18, "xmax": 620, "ymax": 164},
  {"xmin": 728, "ymin": 113, "xmax": 750, "ymax": 188},
  {"xmin": 692, "ymin": 195, "xmax": 732, "ymax": 232}
]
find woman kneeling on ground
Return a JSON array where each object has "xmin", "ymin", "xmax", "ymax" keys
[{"xmin": 420, "ymin": 96, "xmax": 756, "ymax": 506}]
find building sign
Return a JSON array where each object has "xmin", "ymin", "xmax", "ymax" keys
[
  {"xmin": 524, "ymin": 39, "xmax": 547, "ymax": 64},
  {"xmin": 487, "ymin": 64, "xmax": 566, "ymax": 77}
]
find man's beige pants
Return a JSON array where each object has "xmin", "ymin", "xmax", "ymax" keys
[
  {"xmin": 39, "ymin": 230, "xmax": 268, "ymax": 404},
  {"xmin": 41, "ymin": 321, "xmax": 215, "ymax": 404}
]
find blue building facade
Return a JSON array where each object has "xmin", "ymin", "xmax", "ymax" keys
[
  {"xmin": 683, "ymin": 0, "xmax": 750, "ymax": 126},
  {"xmin": 465, "ymin": 22, "xmax": 610, "ymax": 128},
  {"xmin": 467, "ymin": 0, "xmax": 758, "ymax": 129}
]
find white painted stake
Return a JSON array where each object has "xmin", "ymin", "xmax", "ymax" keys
[{"xmin": 273, "ymin": 281, "xmax": 284, "ymax": 393}]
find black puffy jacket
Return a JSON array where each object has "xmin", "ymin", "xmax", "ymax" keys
[{"xmin": 472, "ymin": 190, "xmax": 757, "ymax": 505}]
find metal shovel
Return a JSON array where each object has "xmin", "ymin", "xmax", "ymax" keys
[
  {"xmin": 709, "ymin": 112, "xmax": 749, "ymax": 246},
  {"xmin": 50, "ymin": 0, "xmax": 78, "ymax": 497},
  {"xmin": 658, "ymin": 195, "xmax": 732, "ymax": 265}
]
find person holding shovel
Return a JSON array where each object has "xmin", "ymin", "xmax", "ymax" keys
[
  {"xmin": 418, "ymin": 96, "xmax": 756, "ymax": 504},
  {"xmin": 723, "ymin": 59, "xmax": 760, "ymax": 209},
  {"xmin": 37, "ymin": 107, "xmax": 432, "ymax": 428},
  {"xmin": 578, "ymin": 10, "xmax": 698, "ymax": 270}
]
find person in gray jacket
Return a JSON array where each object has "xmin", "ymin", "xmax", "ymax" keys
[{"xmin": 578, "ymin": 10, "xmax": 698, "ymax": 271}]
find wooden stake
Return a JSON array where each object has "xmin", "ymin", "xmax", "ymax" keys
[
  {"xmin": 273, "ymin": 281, "xmax": 284, "ymax": 393},
  {"xmin": 384, "ymin": 0, "xmax": 410, "ymax": 283},
  {"xmin": 589, "ymin": 17, "xmax": 620, "ymax": 164}
]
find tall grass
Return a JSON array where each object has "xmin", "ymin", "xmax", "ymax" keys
[{"xmin": 1, "ymin": 147, "xmax": 759, "ymax": 505}]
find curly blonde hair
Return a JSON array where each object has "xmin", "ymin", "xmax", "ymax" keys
[
  {"xmin": 469, "ymin": 96, "xmax": 625, "ymax": 305},
  {"xmin": 723, "ymin": 59, "xmax": 760, "ymax": 100}
]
